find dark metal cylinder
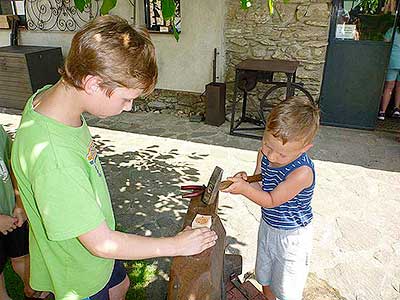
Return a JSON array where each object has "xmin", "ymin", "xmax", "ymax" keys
[{"xmin": 205, "ymin": 82, "xmax": 226, "ymax": 127}]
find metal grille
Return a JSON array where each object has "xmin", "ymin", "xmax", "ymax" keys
[{"xmin": 26, "ymin": 0, "xmax": 101, "ymax": 31}]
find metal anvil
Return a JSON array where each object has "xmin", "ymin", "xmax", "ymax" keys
[{"xmin": 168, "ymin": 166, "xmax": 227, "ymax": 300}]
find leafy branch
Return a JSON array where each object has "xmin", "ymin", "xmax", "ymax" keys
[
  {"xmin": 73, "ymin": 0, "xmax": 278, "ymax": 42},
  {"xmin": 74, "ymin": 0, "xmax": 180, "ymax": 41},
  {"xmin": 241, "ymin": 0, "xmax": 288, "ymax": 15},
  {"xmin": 74, "ymin": 0, "xmax": 117, "ymax": 16},
  {"xmin": 160, "ymin": 0, "xmax": 180, "ymax": 41}
]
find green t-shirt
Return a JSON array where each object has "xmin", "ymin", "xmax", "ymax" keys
[
  {"xmin": 11, "ymin": 86, "xmax": 115, "ymax": 300},
  {"xmin": 0, "ymin": 126, "xmax": 15, "ymax": 216}
]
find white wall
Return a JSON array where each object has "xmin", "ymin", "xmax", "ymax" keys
[{"xmin": 0, "ymin": 1, "xmax": 226, "ymax": 93}]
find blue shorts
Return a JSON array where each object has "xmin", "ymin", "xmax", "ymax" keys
[
  {"xmin": 386, "ymin": 69, "xmax": 400, "ymax": 81},
  {"xmin": 83, "ymin": 260, "xmax": 127, "ymax": 300}
]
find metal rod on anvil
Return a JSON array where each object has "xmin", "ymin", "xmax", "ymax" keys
[{"xmin": 167, "ymin": 166, "xmax": 226, "ymax": 300}]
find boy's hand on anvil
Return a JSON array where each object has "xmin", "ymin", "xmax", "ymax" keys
[{"xmin": 175, "ymin": 226, "xmax": 218, "ymax": 256}]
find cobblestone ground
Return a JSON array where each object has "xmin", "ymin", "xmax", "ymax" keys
[{"xmin": 1, "ymin": 108, "xmax": 399, "ymax": 300}]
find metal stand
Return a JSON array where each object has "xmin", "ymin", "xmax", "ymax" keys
[{"xmin": 229, "ymin": 59, "xmax": 300, "ymax": 139}]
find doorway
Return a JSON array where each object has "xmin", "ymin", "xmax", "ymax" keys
[{"xmin": 319, "ymin": 0, "xmax": 399, "ymax": 132}]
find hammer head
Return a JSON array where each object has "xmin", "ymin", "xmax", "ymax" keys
[{"xmin": 202, "ymin": 166, "xmax": 223, "ymax": 205}]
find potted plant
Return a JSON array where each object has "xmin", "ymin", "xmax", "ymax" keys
[
  {"xmin": 352, "ymin": 0, "xmax": 395, "ymax": 41},
  {"xmin": 73, "ymin": 0, "xmax": 180, "ymax": 40}
]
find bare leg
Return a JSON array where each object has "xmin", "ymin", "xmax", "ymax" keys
[
  {"xmin": 10, "ymin": 255, "xmax": 35, "ymax": 296},
  {"xmin": 262, "ymin": 285, "xmax": 276, "ymax": 300},
  {"xmin": 394, "ymin": 81, "xmax": 400, "ymax": 109},
  {"xmin": 381, "ymin": 81, "xmax": 396, "ymax": 113},
  {"xmin": 108, "ymin": 275, "xmax": 130, "ymax": 300},
  {"xmin": 0, "ymin": 272, "xmax": 12, "ymax": 300}
]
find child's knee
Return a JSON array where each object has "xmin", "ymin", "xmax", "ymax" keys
[{"xmin": 109, "ymin": 275, "xmax": 130, "ymax": 300}]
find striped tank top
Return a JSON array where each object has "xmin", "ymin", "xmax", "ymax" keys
[{"xmin": 261, "ymin": 152, "xmax": 315, "ymax": 230}]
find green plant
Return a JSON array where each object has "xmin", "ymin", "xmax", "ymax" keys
[
  {"xmin": 358, "ymin": 0, "xmax": 379, "ymax": 14},
  {"xmin": 159, "ymin": 0, "xmax": 179, "ymax": 41},
  {"xmin": 4, "ymin": 258, "xmax": 156, "ymax": 300},
  {"xmin": 125, "ymin": 260, "xmax": 158, "ymax": 300},
  {"xmin": 73, "ymin": 0, "xmax": 279, "ymax": 42},
  {"xmin": 241, "ymin": 0, "xmax": 287, "ymax": 15},
  {"xmin": 74, "ymin": 0, "xmax": 117, "ymax": 16},
  {"xmin": 74, "ymin": 0, "xmax": 180, "ymax": 40},
  {"xmin": 4, "ymin": 222, "xmax": 156, "ymax": 300},
  {"xmin": 4, "ymin": 260, "xmax": 24, "ymax": 300}
]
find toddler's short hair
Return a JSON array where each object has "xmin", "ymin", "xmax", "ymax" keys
[
  {"xmin": 59, "ymin": 15, "xmax": 157, "ymax": 96},
  {"xmin": 266, "ymin": 96, "xmax": 320, "ymax": 145}
]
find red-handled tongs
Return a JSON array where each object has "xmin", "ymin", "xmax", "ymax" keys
[{"xmin": 180, "ymin": 184, "xmax": 206, "ymax": 198}]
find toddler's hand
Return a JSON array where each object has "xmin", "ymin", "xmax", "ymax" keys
[
  {"xmin": 233, "ymin": 171, "xmax": 248, "ymax": 180},
  {"xmin": 222, "ymin": 176, "xmax": 248, "ymax": 195},
  {"xmin": 219, "ymin": 171, "xmax": 248, "ymax": 192},
  {"xmin": 0, "ymin": 215, "xmax": 17, "ymax": 235},
  {"xmin": 12, "ymin": 207, "xmax": 27, "ymax": 227},
  {"xmin": 175, "ymin": 226, "xmax": 218, "ymax": 256}
]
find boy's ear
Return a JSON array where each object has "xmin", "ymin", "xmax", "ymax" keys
[
  {"xmin": 83, "ymin": 75, "xmax": 102, "ymax": 95},
  {"xmin": 302, "ymin": 143, "xmax": 314, "ymax": 153}
]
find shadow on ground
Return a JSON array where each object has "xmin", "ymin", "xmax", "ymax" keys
[
  {"xmin": 92, "ymin": 134, "xmax": 244, "ymax": 299},
  {"xmin": 92, "ymin": 133, "xmax": 348, "ymax": 300},
  {"xmin": 85, "ymin": 111, "xmax": 400, "ymax": 173}
]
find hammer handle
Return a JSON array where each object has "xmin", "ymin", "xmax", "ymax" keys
[{"xmin": 219, "ymin": 173, "xmax": 262, "ymax": 191}]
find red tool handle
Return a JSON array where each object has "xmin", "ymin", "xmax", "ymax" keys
[{"xmin": 180, "ymin": 185, "xmax": 205, "ymax": 191}]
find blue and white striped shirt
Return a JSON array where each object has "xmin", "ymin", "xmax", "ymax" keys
[{"xmin": 261, "ymin": 152, "xmax": 315, "ymax": 230}]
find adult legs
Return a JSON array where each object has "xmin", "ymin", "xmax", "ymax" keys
[
  {"xmin": 393, "ymin": 81, "xmax": 400, "ymax": 112},
  {"xmin": 11, "ymin": 255, "xmax": 31, "ymax": 296},
  {"xmin": 380, "ymin": 80, "xmax": 396, "ymax": 113}
]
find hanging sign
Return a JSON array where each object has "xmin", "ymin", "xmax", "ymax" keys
[{"xmin": 336, "ymin": 24, "xmax": 357, "ymax": 40}]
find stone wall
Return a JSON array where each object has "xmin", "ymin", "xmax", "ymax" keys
[
  {"xmin": 136, "ymin": 89, "xmax": 204, "ymax": 118},
  {"xmin": 225, "ymin": 0, "xmax": 331, "ymax": 108},
  {"xmin": 138, "ymin": 0, "xmax": 331, "ymax": 117}
]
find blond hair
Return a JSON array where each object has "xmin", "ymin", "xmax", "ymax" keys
[
  {"xmin": 265, "ymin": 96, "xmax": 320, "ymax": 145},
  {"xmin": 59, "ymin": 15, "xmax": 158, "ymax": 96}
]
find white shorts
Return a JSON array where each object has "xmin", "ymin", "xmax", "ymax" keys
[{"xmin": 255, "ymin": 220, "xmax": 313, "ymax": 300}]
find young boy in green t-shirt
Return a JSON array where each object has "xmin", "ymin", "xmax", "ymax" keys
[
  {"xmin": 0, "ymin": 126, "xmax": 50, "ymax": 300},
  {"xmin": 11, "ymin": 15, "xmax": 217, "ymax": 300}
]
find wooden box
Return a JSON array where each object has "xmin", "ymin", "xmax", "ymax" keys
[
  {"xmin": 0, "ymin": 46, "xmax": 63, "ymax": 110},
  {"xmin": 226, "ymin": 279, "xmax": 265, "ymax": 300}
]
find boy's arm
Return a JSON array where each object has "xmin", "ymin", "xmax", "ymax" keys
[
  {"xmin": 224, "ymin": 166, "xmax": 313, "ymax": 208},
  {"xmin": 78, "ymin": 222, "xmax": 218, "ymax": 260},
  {"xmin": 250, "ymin": 149, "xmax": 263, "ymax": 190},
  {"xmin": 10, "ymin": 165, "xmax": 27, "ymax": 227}
]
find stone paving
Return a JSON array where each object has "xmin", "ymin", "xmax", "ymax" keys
[{"xmin": 1, "ymin": 109, "xmax": 399, "ymax": 300}]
